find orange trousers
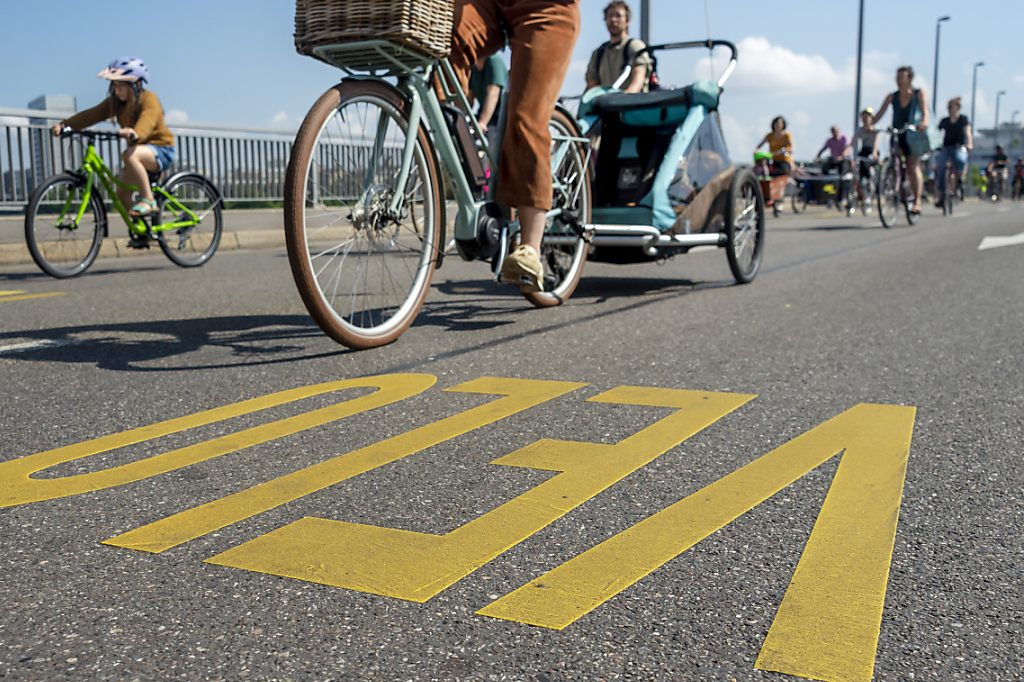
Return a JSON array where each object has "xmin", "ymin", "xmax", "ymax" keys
[{"xmin": 449, "ymin": 0, "xmax": 580, "ymax": 211}]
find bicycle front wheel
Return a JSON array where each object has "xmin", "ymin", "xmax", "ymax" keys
[
  {"xmin": 156, "ymin": 173, "xmax": 223, "ymax": 267},
  {"xmin": 24, "ymin": 174, "xmax": 105, "ymax": 278},
  {"xmin": 523, "ymin": 107, "xmax": 591, "ymax": 308},
  {"xmin": 284, "ymin": 81, "xmax": 442, "ymax": 349},
  {"xmin": 877, "ymin": 162, "xmax": 899, "ymax": 228}
]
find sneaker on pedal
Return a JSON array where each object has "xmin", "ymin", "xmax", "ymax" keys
[{"xmin": 500, "ymin": 244, "xmax": 543, "ymax": 292}]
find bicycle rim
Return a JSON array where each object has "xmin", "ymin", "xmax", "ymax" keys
[
  {"xmin": 524, "ymin": 109, "xmax": 590, "ymax": 308},
  {"xmin": 877, "ymin": 165, "xmax": 898, "ymax": 228},
  {"xmin": 156, "ymin": 175, "xmax": 223, "ymax": 267},
  {"xmin": 284, "ymin": 82, "xmax": 441, "ymax": 349},
  {"xmin": 25, "ymin": 174, "xmax": 104, "ymax": 278}
]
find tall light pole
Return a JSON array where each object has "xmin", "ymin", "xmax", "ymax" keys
[
  {"xmin": 971, "ymin": 62, "xmax": 984, "ymax": 130},
  {"xmin": 995, "ymin": 90, "xmax": 1006, "ymax": 146},
  {"xmin": 639, "ymin": 0, "xmax": 649, "ymax": 43},
  {"xmin": 854, "ymin": 0, "xmax": 865, "ymax": 134},
  {"xmin": 932, "ymin": 15, "xmax": 950, "ymax": 114},
  {"xmin": 1012, "ymin": 110, "xmax": 1020, "ymax": 127}
]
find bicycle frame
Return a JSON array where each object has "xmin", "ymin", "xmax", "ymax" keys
[
  {"xmin": 68, "ymin": 139, "xmax": 201, "ymax": 237},
  {"xmin": 322, "ymin": 42, "xmax": 590, "ymax": 259}
]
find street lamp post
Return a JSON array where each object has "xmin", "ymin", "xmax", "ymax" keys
[
  {"xmin": 640, "ymin": 0, "xmax": 649, "ymax": 43},
  {"xmin": 854, "ymin": 0, "xmax": 865, "ymax": 134},
  {"xmin": 995, "ymin": 90, "xmax": 1006, "ymax": 146},
  {"xmin": 932, "ymin": 15, "xmax": 950, "ymax": 115},
  {"xmin": 971, "ymin": 61, "xmax": 984, "ymax": 131}
]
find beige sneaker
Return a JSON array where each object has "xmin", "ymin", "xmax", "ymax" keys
[{"xmin": 500, "ymin": 244, "xmax": 544, "ymax": 292}]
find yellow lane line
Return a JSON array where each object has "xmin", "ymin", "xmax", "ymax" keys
[
  {"xmin": 0, "ymin": 292, "xmax": 65, "ymax": 303},
  {"xmin": 105, "ymin": 377, "xmax": 586, "ymax": 554},
  {"xmin": 206, "ymin": 387, "xmax": 754, "ymax": 602},
  {"xmin": 0, "ymin": 374, "xmax": 437, "ymax": 508},
  {"xmin": 479, "ymin": 403, "xmax": 915, "ymax": 682}
]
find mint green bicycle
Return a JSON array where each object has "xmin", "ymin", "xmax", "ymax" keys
[{"xmin": 24, "ymin": 129, "xmax": 223, "ymax": 278}]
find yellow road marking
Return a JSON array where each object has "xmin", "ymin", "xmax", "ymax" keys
[
  {"xmin": 105, "ymin": 377, "xmax": 585, "ymax": 554},
  {"xmin": 479, "ymin": 403, "xmax": 915, "ymax": 682},
  {"xmin": 0, "ymin": 292, "xmax": 65, "ymax": 303},
  {"xmin": 0, "ymin": 374, "xmax": 436, "ymax": 508},
  {"xmin": 206, "ymin": 387, "xmax": 754, "ymax": 601}
]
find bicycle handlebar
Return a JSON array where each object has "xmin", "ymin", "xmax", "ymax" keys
[
  {"xmin": 59, "ymin": 127, "xmax": 125, "ymax": 142},
  {"xmin": 634, "ymin": 39, "xmax": 739, "ymax": 88}
]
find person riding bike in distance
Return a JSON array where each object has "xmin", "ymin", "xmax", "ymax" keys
[
  {"xmin": 585, "ymin": 1, "xmax": 653, "ymax": 93},
  {"xmin": 52, "ymin": 57, "xmax": 176, "ymax": 248},
  {"xmin": 851, "ymin": 107, "xmax": 880, "ymax": 206},
  {"xmin": 449, "ymin": 0, "xmax": 581, "ymax": 292},
  {"xmin": 987, "ymin": 145, "xmax": 1009, "ymax": 198},
  {"xmin": 934, "ymin": 97, "xmax": 973, "ymax": 207},
  {"xmin": 871, "ymin": 65, "xmax": 929, "ymax": 215},
  {"xmin": 814, "ymin": 124, "xmax": 853, "ymax": 211},
  {"xmin": 755, "ymin": 116, "xmax": 794, "ymax": 177}
]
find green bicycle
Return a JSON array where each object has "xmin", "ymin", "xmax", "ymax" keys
[{"xmin": 24, "ymin": 129, "xmax": 223, "ymax": 278}]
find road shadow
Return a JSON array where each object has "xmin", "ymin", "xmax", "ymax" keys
[
  {"xmin": 0, "ymin": 265, "xmax": 168, "ymax": 283},
  {"xmin": 0, "ymin": 314, "xmax": 346, "ymax": 371}
]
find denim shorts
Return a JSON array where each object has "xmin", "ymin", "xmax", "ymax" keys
[{"xmin": 147, "ymin": 144, "xmax": 177, "ymax": 171}]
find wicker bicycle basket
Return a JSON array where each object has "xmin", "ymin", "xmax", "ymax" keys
[{"xmin": 295, "ymin": 0, "xmax": 454, "ymax": 71}]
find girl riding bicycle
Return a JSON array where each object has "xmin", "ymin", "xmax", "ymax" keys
[
  {"xmin": 51, "ymin": 57, "xmax": 176, "ymax": 231},
  {"xmin": 851, "ymin": 107, "xmax": 880, "ymax": 205}
]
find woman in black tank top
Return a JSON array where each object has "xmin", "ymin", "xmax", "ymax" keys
[{"xmin": 870, "ymin": 66, "xmax": 929, "ymax": 214}]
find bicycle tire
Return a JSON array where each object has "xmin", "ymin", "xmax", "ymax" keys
[
  {"xmin": 523, "ymin": 107, "xmax": 590, "ymax": 308},
  {"xmin": 791, "ymin": 184, "xmax": 807, "ymax": 214},
  {"xmin": 24, "ymin": 173, "xmax": 105, "ymax": 278},
  {"xmin": 877, "ymin": 162, "xmax": 898, "ymax": 228},
  {"xmin": 156, "ymin": 173, "xmax": 223, "ymax": 267},
  {"xmin": 284, "ymin": 81, "xmax": 442, "ymax": 350},
  {"xmin": 943, "ymin": 167, "xmax": 955, "ymax": 216},
  {"xmin": 725, "ymin": 168, "xmax": 766, "ymax": 284}
]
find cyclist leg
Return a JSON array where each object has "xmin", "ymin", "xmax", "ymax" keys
[
  {"xmin": 119, "ymin": 144, "xmax": 159, "ymax": 210},
  {"xmin": 494, "ymin": 0, "xmax": 579, "ymax": 252}
]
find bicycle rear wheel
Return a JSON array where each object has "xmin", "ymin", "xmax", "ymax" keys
[
  {"xmin": 877, "ymin": 162, "xmax": 899, "ymax": 228},
  {"xmin": 943, "ymin": 167, "xmax": 955, "ymax": 216},
  {"xmin": 24, "ymin": 174, "xmax": 105, "ymax": 278},
  {"xmin": 284, "ymin": 81, "xmax": 442, "ymax": 349},
  {"xmin": 156, "ymin": 173, "xmax": 223, "ymax": 267},
  {"xmin": 523, "ymin": 107, "xmax": 590, "ymax": 308}
]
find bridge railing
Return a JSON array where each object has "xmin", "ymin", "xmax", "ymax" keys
[{"xmin": 0, "ymin": 107, "xmax": 395, "ymax": 210}]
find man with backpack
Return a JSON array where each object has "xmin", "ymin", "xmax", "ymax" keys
[{"xmin": 585, "ymin": 1, "xmax": 653, "ymax": 93}]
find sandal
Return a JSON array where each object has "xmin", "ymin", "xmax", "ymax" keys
[{"xmin": 131, "ymin": 198, "xmax": 158, "ymax": 216}]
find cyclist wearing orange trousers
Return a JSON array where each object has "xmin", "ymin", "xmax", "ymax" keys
[{"xmin": 448, "ymin": 0, "xmax": 580, "ymax": 291}]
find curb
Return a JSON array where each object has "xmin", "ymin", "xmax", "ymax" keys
[{"xmin": 0, "ymin": 229, "xmax": 287, "ymax": 267}]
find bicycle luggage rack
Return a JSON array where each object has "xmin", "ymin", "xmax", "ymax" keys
[{"xmin": 312, "ymin": 40, "xmax": 435, "ymax": 76}]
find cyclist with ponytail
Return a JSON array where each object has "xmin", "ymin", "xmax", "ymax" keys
[{"xmin": 51, "ymin": 57, "xmax": 176, "ymax": 224}]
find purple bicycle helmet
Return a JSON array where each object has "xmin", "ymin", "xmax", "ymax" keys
[{"xmin": 97, "ymin": 56, "xmax": 149, "ymax": 83}]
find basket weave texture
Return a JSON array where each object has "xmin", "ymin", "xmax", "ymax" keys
[{"xmin": 295, "ymin": 0, "xmax": 454, "ymax": 61}]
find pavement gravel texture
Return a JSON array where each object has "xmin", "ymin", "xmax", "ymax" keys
[{"xmin": 1, "ymin": 202, "xmax": 1022, "ymax": 680}]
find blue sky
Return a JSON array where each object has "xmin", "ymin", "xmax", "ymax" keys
[{"xmin": 2, "ymin": 0, "xmax": 1022, "ymax": 158}]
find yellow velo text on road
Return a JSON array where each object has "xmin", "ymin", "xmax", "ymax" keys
[
  {"xmin": 0, "ymin": 289, "xmax": 65, "ymax": 303},
  {"xmin": 0, "ymin": 373, "xmax": 917, "ymax": 682}
]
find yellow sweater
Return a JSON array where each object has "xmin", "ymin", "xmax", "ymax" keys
[{"xmin": 62, "ymin": 90, "xmax": 175, "ymax": 147}]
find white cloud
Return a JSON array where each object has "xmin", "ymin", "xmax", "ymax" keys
[
  {"xmin": 270, "ymin": 111, "xmax": 290, "ymax": 126},
  {"xmin": 1013, "ymin": 74, "xmax": 1024, "ymax": 86},
  {"xmin": 718, "ymin": 113, "xmax": 755, "ymax": 161},
  {"xmin": 164, "ymin": 109, "xmax": 189, "ymax": 125},
  {"xmin": 695, "ymin": 37, "xmax": 843, "ymax": 94}
]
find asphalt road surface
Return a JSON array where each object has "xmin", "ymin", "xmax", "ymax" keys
[{"xmin": 1, "ymin": 201, "xmax": 1021, "ymax": 681}]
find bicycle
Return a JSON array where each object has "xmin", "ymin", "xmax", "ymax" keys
[
  {"xmin": 877, "ymin": 126, "xmax": 920, "ymax": 228},
  {"xmin": 852, "ymin": 157, "xmax": 877, "ymax": 216},
  {"xmin": 284, "ymin": 40, "xmax": 590, "ymax": 349},
  {"xmin": 937, "ymin": 146, "xmax": 966, "ymax": 217},
  {"xmin": 24, "ymin": 129, "xmax": 223, "ymax": 278},
  {"xmin": 986, "ymin": 166, "xmax": 1008, "ymax": 202}
]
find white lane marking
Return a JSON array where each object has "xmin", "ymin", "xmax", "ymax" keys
[
  {"xmin": 979, "ymin": 231, "xmax": 1024, "ymax": 251},
  {"xmin": 0, "ymin": 339, "xmax": 76, "ymax": 355}
]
